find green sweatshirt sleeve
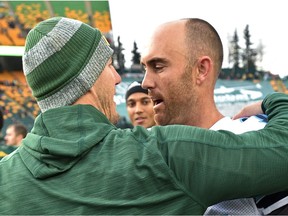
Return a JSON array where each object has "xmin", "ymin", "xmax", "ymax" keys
[{"xmin": 154, "ymin": 92, "xmax": 288, "ymax": 208}]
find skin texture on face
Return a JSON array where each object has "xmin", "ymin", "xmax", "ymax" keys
[
  {"xmin": 5, "ymin": 126, "xmax": 22, "ymax": 146},
  {"xmin": 141, "ymin": 19, "xmax": 224, "ymax": 128},
  {"xmin": 94, "ymin": 59, "xmax": 122, "ymax": 124},
  {"xmin": 141, "ymin": 20, "xmax": 200, "ymax": 126},
  {"xmin": 74, "ymin": 58, "xmax": 121, "ymax": 125},
  {"xmin": 126, "ymin": 92, "xmax": 156, "ymax": 128}
]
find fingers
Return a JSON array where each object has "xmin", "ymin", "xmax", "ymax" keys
[{"xmin": 232, "ymin": 101, "xmax": 263, "ymax": 120}]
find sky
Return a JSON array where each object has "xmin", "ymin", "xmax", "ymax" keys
[{"xmin": 109, "ymin": 0, "xmax": 288, "ymax": 78}]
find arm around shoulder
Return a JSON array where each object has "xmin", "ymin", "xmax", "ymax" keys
[{"xmin": 158, "ymin": 92, "xmax": 288, "ymax": 207}]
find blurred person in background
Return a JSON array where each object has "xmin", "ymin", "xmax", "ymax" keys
[
  {"xmin": 0, "ymin": 109, "xmax": 6, "ymax": 159},
  {"xmin": 125, "ymin": 80, "xmax": 156, "ymax": 128},
  {"xmin": 4, "ymin": 123, "xmax": 27, "ymax": 148},
  {"xmin": 0, "ymin": 119, "xmax": 27, "ymax": 159}
]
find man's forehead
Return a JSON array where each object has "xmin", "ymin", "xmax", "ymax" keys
[
  {"xmin": 142, "ymin": 35, "xmax": 186, "ymax": 62},
  {"xmin": 141, "ymin": 46, "xmax": 186, "ymax": 65}
]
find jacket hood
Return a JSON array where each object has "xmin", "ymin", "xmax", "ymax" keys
[{"xmin": 20, "ymin": 104, "xmax": 116, "ymax": 179}]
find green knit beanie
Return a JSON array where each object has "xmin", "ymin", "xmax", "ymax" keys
[{"xmin": 22, "ymin": 17, "xmax": 113, "ymax": 112}]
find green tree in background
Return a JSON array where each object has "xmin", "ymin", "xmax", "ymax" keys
[
  {"xmin": 242, "ymin": 24, "xmax": 257, "ymax": 76},
  {"xmin": 131, "ymin": 41, "xmax": 141, "ymax": 65},
  {"xmin": 112, "ymin": 36, "xmax": 126, "ymax": 74},
  {"xmin": 228, "ymin": 29, "xmax": 242, "ymax": 79},
  {"xmin": 224, "ymin": 25, "xmax": 268, "ymax": 80},
  {"xmin": 256, "ymin": 39, "xmax": 265, "ymax": 71}
]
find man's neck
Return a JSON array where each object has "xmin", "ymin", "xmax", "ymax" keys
[{"xmin": 187, "ymin": 104, "xmax": 224, "ymax": 129}]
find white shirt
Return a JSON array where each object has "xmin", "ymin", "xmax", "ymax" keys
[
  {"xmin": 205, "ymin": 115, "xmax": 267, "ymax": 215},
  {"xmin": 210, "ymin": 115, "xmax": 267, "ymax": 134}
]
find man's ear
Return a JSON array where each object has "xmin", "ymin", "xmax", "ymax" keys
[{"xmin": 196, "ymin": 56, "xmax": 212, "ymax": 85}]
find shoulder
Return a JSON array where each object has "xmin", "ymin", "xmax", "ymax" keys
[
  {"xmin": 210, "ymin": 115, "xmax": 267, "ymax": 134},
  {"xmin": 232, "ymin": 114, "xmax": 267, "ymax": 134}
]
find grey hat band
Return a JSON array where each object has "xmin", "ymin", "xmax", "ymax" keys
[{"xmin": 23, "ymin": 18, "xmax": 82, "ymax": 76}]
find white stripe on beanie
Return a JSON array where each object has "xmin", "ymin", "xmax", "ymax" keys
[{"xmin": 23, "ymin": 17, "xmax": 82, "ymax": 76}]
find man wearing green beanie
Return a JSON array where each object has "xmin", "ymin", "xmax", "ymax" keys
[{"xmin": 1, "ymin": 17, "xmax": 288, "ymax": 215}]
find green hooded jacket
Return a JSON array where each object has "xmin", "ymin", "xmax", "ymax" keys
[{"xmin": 1, "ymin": 93, "xmax": 288, "ymax": 215}]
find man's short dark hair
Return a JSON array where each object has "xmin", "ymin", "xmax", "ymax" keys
[{"xmin": 9, "ymin": 123, "xmax": 27, "ymax": 138}]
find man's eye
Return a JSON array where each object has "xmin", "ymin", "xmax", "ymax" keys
[
  {"xmin": 127, "ymin": 103, "xmax": 135, "ymax": 108},
  {"xmin": 154, "ymin": 65, "xmax": 165, "ymax": 72},
  {"xmin": 143, "ymin": 99, "xmax": 151, "ymax": 105}
]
